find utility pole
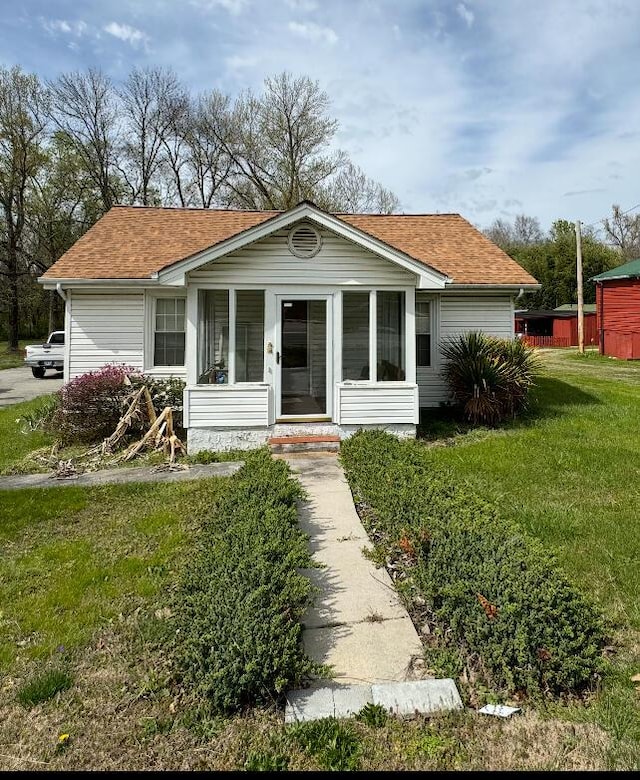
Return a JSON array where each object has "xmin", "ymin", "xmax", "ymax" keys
[{"xmin": 575, "ymin": 219, "xmax": 585, "ymax": 354}]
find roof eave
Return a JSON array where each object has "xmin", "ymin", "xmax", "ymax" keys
[
  {"xmin": 444, "ymin": 282, "xmax": 541, "ymax": 290},
  {"xmin": 39, "ymin": 277, "xmax": 161, "ymax": 289}
]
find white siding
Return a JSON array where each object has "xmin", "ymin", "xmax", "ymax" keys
[
  {"xmin": 184, "ymin": 384, "xmax": 270, "ymax": 427},
  {"xmin": 440, "ymin": 295, "xmax": 514, "ymax": 339},
  {"xmin": 190, "ymin": 229, "xmax": 415, "ymax": 287},
  {"xmin": 417, "ymin": 294, "xmax": 515, "ymax": 407},
  {"xmin": 68, "ymin": 293, "xmax": 144, "ymax": 379},
  {"xmin": 336, "ymin": 382, "xmax": 419, "ymax": 425}
]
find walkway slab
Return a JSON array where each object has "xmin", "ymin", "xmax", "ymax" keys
[
  {"xmin": 0, "ymin": 461, "xmax": 243, "ymax": 490},
  {"xmin": 285, "ymin": 452, "xmax": 425, "ymax": 685},
  {"xmin": 285, "ymin": 679, "xmax": 463, "ymax": 723},
  {"xmin": 371, "ymin": 679, "xmax": 463, "ymax": 716},
  {"xmin": 285, "ymin": 683, "xmax": 372, "ymax": 724}
]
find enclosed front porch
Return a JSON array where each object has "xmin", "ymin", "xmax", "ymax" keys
[{"xmin": 183, "ymin": 286, "xmax": 424, "ymax": 450}]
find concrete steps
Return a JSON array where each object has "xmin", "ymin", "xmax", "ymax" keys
[{"xmin": 269, "ymin": 435, "xmax": 341, "ymax": 453}]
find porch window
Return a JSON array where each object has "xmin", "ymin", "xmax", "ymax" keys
[
  {"xmin": 342, "ymin": 292, "xmax": 370, "ymax": 380},
  {"xmin": 198, "ymin": 290, "xmax": 229, "ymax": 383},
  {"xmin": 377, "ymin": 291, "xmax": 405, "ymax": 380},
  {"xmin": 153, "ymin": 297, "xmax": 185, "ymax": 366},
  {"xmin": 235, "ymin": 290, "xmax": 265, "ymax": 382},
  {"xmin": 416, "ymin": 296, "xmax": 432, "ymax": 367}
]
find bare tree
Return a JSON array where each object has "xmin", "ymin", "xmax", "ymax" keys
[
  {"xmin": 602, "ymin": 204, "xmax": 640, "ymax": 259},
  {"xmin": 324, "ymin": 162, "xmax": 400, "ymax": 213},
  {"xmin": 219, "ymin": 73, "xmax": 347, "ymax": 210},
  {"xmin": 0, "ymin": 66, "xmax": 48, "ymax": 350},
  {"xmin": 119, "ymin": 67, "xmax": 188, "ymax": 205},
  {"xmin": 49, "ymin": 68, "xmax": 122, "ymax": 212},
  {"xmin": 485, "ymin": 214, "xmax": 544, "ymax": 249},
  {"xmin": 484, "ymin": 218, "xmax": 515, "ymax": 249},
  {"xmin": 513, "ymin": 214, "xmax": 543, "ymax": 244},
  {"xmin": 184, "ymin": 91, "xmax": 233, "ymax": 208}
]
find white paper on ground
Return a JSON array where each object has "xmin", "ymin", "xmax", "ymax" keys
[{"xmin": 477, "ymin": 704, "xmax": 521, "ymax": 718}]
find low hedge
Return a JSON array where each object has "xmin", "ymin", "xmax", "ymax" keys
[
  {"xmin": 340, "ymin": 431, "xmax": 605, "ymax": 697},
  {"xmin": 175, "ymin": 450, "xmax": 318, "ymax": 712}
]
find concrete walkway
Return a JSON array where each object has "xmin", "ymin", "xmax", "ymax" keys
[
  {"xmin": 0, "ymin": 461, "xmax": 243, "ymax": 490},
  {"xmin": 0, "ymin": 366, "xmax": 63, "ymax": 407},
  {"xmin": 284, "ymin": 453, "xmax": 425, "ymax": 685}
]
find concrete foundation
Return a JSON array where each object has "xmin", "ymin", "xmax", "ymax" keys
[{"xmin": 186, "ymin": 422, "xmax": 416, "ymax": 453}]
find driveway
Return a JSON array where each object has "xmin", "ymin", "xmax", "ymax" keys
[{"xmin": 0, "ymin": 366, "xmax": 63, "ymax": 408}]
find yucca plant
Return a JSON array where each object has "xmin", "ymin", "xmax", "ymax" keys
[{"xmin": 441, "ymin": 332, "xmax": 538, "ymax": 424}]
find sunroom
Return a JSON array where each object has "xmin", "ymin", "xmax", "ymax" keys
[{"xmin": 181, "ymin": 285, "xmax": 438, "ymax": 450}]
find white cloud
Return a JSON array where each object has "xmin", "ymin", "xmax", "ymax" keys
[
  {"xmin": 103, "ymin": 22, "xmax": 150, "ymax": 49},
  {"xmin": 190, "ymin": 0, "xmax": 250, "ymax": 14},
  {"xmin": 285, "ymin": 0, "xmax": 318, "ymax": 10},
  {"xmin": 288, "ymin": 21, "xmax": 338, "ymax": 45},
  {"xmin": 456, "ymin": 3, "xmax": 474, "ymax": 28},
  {"xmin": 40, "ymin": 18, "xmax": 88, "ymax": 38}
]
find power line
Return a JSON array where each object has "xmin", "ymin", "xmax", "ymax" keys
[{"xmin": 584, "ymin": 201, "xmax": 640, "ymax": 230}]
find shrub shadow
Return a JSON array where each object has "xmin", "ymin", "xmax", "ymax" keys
[{"xmin": 419, "ymin": 376, "xmax": 600, "ymax": 441}]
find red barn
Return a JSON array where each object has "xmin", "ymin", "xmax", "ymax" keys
[{"xmin": 593, "ymin": 259, "xmax": 640, "ymax": 359}]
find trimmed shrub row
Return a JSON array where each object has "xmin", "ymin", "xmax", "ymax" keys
[
  {"xmin": 340, "ymin": 431, "xmax": 605, "ymax": 697},
  {"xmin": 175, "ymin": 450, "xmax": 318, "ymax": 712}
]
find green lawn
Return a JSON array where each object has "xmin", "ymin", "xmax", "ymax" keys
[
  {"xmin": 424, "ymin": 348, "xmax": 640, "ymax": 631},
  {"xmin": 422, "ymin": 348, "xmax": 640, "ymax": 766},
  {"xmin": 0, "ymin": 338, "xmax": 48, "ymax": 370},
  {"xmin": 0, "ymin": 396, "xmax": 57, "ymax": 473},
  {"xmin": 0, "ymin": 350, "xmax": 638, "ymax": 769}
]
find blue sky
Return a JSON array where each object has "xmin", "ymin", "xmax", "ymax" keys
[{"xmin": 2, "ymin": 0, "xmax": 640, "ymax": 231}]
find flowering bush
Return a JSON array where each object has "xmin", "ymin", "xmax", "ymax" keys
[
  {"xmin": 49, "ymin": 365, "xmax": 187, "ymax": 445},
  {"xmin": 52, "ymin": 364, "xmax": 138, "ymax": 444}
]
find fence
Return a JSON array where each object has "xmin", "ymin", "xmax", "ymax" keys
[{"xmin": 521, "ymin": 335, "xmax": 571, "ymax": 348}]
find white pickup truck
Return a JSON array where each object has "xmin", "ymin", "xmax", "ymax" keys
[{"xmin": 24, "ymin": 331, "xmax": 65, "ymax": 378}]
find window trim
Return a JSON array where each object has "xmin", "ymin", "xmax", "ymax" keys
[
  {"xmin": 415, "ymin": 292, "xmax": 438, "ymax": 372},
  {"xmin": 340, "ymin": 289, "xmax": 413, "ymax": 383},
  {"xmin": 145, "ymin": 291, "xmax": 187, "ymax": 373}
]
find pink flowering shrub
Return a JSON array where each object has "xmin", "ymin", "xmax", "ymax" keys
[{"xmin": 52, "ymin": 364, "xmax": 140, "ymax": 444}]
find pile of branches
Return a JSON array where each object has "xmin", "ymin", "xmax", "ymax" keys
[{"xmin": 90, "ymin": 384, "xmax": 186, "ymax": 464}]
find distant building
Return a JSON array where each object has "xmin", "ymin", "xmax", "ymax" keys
[
  {"xmin": 515, "ymin": 304, "xmax": 597, "ymax": 347},
  {"xmin": 592, "ymin": 259, "xmax": 640, "ymax": 359}
]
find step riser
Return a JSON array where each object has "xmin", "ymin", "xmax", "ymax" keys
[{"xmin": 270, "ymin": 442, "xmax": 340, "ymax": 454}]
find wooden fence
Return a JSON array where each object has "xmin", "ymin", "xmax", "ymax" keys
[{"xmin": 521, "ymin": 335, "xmax": 571, "ymax": 348}]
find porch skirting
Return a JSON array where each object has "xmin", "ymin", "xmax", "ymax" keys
[{"xmin": 186, "ymin": 422, "xmax": 416, "ymax": 453}]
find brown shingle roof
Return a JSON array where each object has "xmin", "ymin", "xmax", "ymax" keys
[{"xmin": 41, "ymin": 205, "xmax": 538, "ymax": 286}]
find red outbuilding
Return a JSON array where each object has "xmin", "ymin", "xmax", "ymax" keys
[
  {"xmin": 593, "ymin": 259, "xmax": 640, "ymax": 360},
  {"xmin": 514, "ymin": 304, "xmax": 597, "ymax": 348}
]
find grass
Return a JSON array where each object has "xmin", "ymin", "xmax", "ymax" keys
[
  {"xmin": 16, "ymin": 669, "xmax": 74, "ymax": 708},
  {"xmin": 0, "ymin": 477, "xmax": 226, "ymax": 673},
  {"xmin": 0, "ymin": 338, "xmax": 48, "ymax": 370},
  {"xmin": 0, "ymin": 348, "xmax": 637, "ymax": 769},
  {"xmin": 0, "ymin": 396, "xmax": 57, "ymax": 473},
  {"xmin": 422, "ymin": 348, "xmax": 640, "ymax": 630},
  {"xmin": 421, "ymin": 347, "xmax": 640, "ymax": 766}
]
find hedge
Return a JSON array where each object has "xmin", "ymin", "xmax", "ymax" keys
[
  {"xmin": 340, "ymin": 431, "xmax": 605, "ymax": 697},
  {"xmin": 175, "ymin": 450, "xmax": 318, "ymax": 712}
]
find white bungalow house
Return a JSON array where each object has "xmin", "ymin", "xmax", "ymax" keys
[{"xmin": 40, "ymin": 201, "xmax": 538, "ymax": 451}]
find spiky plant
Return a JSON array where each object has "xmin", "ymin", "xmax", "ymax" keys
[{"xmin": 440, "ymin": 332, "xmax": 538, "ymax": 424}]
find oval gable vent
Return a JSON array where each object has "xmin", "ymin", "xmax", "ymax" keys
[{"xmin": 288, "ymin": 223, "xmax": 322, "ymax": 258}]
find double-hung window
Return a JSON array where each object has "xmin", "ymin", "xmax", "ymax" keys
[
  {"xmin": 415, "ymin": 296, "xmax": 432, "ymax": 368},
  {"xmin": 154, "ymin": 298, "xmax": 185, "ymax": 366}
]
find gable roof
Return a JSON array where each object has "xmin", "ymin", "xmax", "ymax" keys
[
  {"xmin": 592, "ymin": 258, "xmax": 640, "ymax": 282},
  {"xmin": 41, "ymin": 203, "xmax": 538, "ymax": 286}
]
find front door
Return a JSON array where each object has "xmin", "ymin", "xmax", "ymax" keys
[{"xmin": 277, "ymin": 296, "xmax": 331, "ymax": 419}]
